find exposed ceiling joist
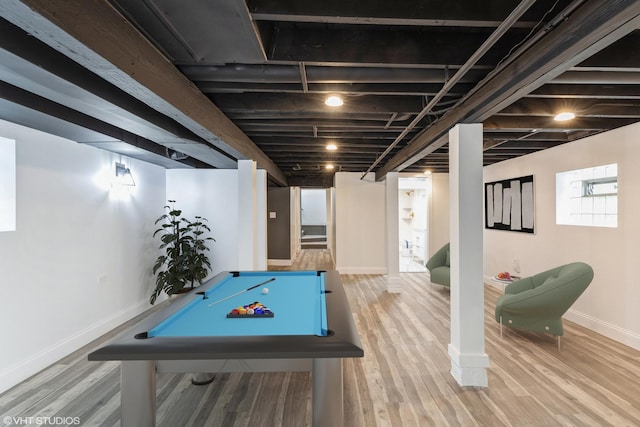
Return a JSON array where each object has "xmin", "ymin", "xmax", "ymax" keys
[
  {"xmin": 1, "ymin": 1, "xmax": 639, "ymax": 187},
  {"xmin": 376, "ymin": 0, "xmax": 640, "ymax": 180}
]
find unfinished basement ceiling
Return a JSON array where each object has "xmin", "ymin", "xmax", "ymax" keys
[{"xmin": 1, "ymin": 1, "xmax": 640, "ymax": 186}]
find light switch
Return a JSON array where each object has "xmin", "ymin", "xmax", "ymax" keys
[{"xmin": 269, "ymin": 211, "xmax": 277, "ymax": 219}]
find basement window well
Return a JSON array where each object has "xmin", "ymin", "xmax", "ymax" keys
[
  {"xmin": 556, "ymin": 163, "xmax": 617, "ymax": 228},
  {"xmin": 0, "ymin": 136, "xmax": 16, "ymax": 232}
]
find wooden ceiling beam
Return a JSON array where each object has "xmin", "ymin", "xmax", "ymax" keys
[{"xmin": 1, "ymin": 0, "xmax": 288, "ymax": 185}]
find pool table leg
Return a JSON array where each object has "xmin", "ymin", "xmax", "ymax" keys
[
  {"xmin": 120, "ymin": 360, "xmax": 156, "ymax": 427},
  {"xmin": 312, "ymin": 358, "xmax": 343, "ymax": 427}
]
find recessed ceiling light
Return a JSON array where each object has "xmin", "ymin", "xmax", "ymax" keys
[
  {"xmin": 554, "ymin": 111, "xmax": 575, "ymax": 121},
  {"xmin": 325, "ymin": 164, "xmax": 335, "ymax": 170},
  {"xmin": 326, "ymin": 143, "xmax": 337, "ymax": 151},
  {"xmin": 325, "ymin": 95, "xmax": 343, "ymax": 107}
]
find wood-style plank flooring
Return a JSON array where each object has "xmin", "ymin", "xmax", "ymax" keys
[{"xmin": 1, "ymin": 249, "xmax": 639, "ymax": 426}]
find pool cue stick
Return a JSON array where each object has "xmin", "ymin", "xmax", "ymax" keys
[{"xmin": 207, "ymin": 277, "xmax": 276, "ymax": 307}]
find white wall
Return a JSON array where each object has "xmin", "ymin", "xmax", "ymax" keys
[
  {"xmin": 429, "ymin": 173, "xmax": 450, "ymax": 257},
  {"xmin": 166, "ymin": 169, "xmax": 239, "ymax": 275},
  {"xmin": 335, "ymin": 173, "xmax": 386, "ymax": 274},
  {"xmin": 166, "ymin": 165, "xmax": 267, "ymax": 274},
  {"xmin": 0, "ymin": 120, "xmax": 165, "ymax": 393},
  {"xmin": 301, "ymin": 189, "xmax": 327, "ymax": 225},
  {"xmin": 484, "ymin": 121, "xmax": 640, "ymax": 350},
  {"xmin": 0, "ymin": 136, "xmax": 16, "ymax": 231}
]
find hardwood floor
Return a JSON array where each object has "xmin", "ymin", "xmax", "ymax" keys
[{"xmin": 1, "ymin": 248, "xmax": 639, "ymax": 426}]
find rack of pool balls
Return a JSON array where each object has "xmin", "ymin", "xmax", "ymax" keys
[{"xmin": 226, "ymin": 301, "xmax": 274, "ymax": 318}]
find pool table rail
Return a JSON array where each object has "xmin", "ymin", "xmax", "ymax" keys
[{"xmin": 88, "ymin": 270, "xmax": 363, "ymax": 361}]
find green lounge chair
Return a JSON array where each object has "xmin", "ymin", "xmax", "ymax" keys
[
  {"xmin": 426, "ymin": 242, "xmax": 450, "ymax": 288},
  {"xmin": 495, "ymin": 261, "xmax": 594, "ymax": 349}
]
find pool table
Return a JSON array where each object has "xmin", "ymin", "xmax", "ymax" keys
[{"xmin": 88, "ymin": 270, "xmax": 363, "ymax": 427}]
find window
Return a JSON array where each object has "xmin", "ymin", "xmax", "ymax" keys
[
  {"xmin": 0, "ymin": 136, "xmax": 16, "ymax": 232},
  {"xmin": 556, "ymin": 164, "xmax": 617, "ymax": 227}
]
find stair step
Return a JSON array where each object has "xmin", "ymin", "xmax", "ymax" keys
[
  {"xmin": 301, "ymin": 242, "xmax": 327, "ymax": 249},
  {"xmin": 301, "ymin": 235, "xmax": 326, "ymax": 243}
]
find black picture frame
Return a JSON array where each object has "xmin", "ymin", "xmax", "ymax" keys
[{"xmin": 485, "ymin": 175, "xmax": 534, "ymax": 233}]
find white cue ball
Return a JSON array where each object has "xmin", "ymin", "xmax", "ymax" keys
[{"xmin": 262, "ymin": 287, "xmax": 269, "ymax": 295}]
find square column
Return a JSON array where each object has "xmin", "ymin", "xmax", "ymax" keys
[
  {"xmin": 238, "ymin": 160, "xmax": 258, "ymax": 270},
  {"xmin": 255, "ymin": 169, "xmax": 267, "ymax": 270},
  {"xmin": 385, "ymin": 172, "xmax": 401, "ymax": 292},
  {"xmin": 448, "ymin": 123, "xmax": 489, "ymax": 387}
]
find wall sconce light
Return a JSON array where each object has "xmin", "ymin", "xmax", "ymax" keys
[
  {"xmin": 114, "ymin": 162, "xmax": 135, "ymax": 186},
  {"xmin": 166, "ymin": 147, "xmax": 189, "ymax": 160}
]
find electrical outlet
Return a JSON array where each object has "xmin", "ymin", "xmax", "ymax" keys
[{"xmin": 513, "ymin": 259, "xmax": 521, "ymax": 274}]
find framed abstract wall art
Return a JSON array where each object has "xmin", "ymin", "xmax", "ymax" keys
[{"xmin": 485, "ymin": 175, "xmax": 534, "ymax": 233}]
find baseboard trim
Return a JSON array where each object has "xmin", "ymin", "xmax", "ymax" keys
[
  {"xmin": 0, "ymin": 300, "xmax": 148, "ymax": 394},
  {"xmin": 564, "ymin": 309, "xmax": 640, "ymax": 351},
  {"xmin": 336, "ymin": 266, "xmax": 387, "ymax": 275},
  {"xmin": 268, "ymin": 258, "xmax": 293, "ymax": 266}
]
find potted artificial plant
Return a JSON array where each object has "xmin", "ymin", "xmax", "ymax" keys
[{"xmin": 150, "ymin": 200, "xmax": 214, "ymax": 304}]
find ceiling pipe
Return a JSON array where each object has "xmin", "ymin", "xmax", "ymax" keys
[
  {"xmin": 384, "ymin": 113, "xmax": 398, "ymax": 129},
  {"xmin": 360, "ymin": 0, "xmax": 538, "ymax": 179},
  {"xmin": 485, "ymin": 129, "xmax": 542, "ymax": 150},
  {"xmin": 299, "ymin": 62, "xmax": 309, "ymax": 92}
]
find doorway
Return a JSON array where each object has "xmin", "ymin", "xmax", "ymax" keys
[
  {"xmin": 398, "ymin": 177, "xmax": 430, "ymax": 272},
  {"xmin": 300, "ymin": 188, "xmax": 328, "ymax": 249}
]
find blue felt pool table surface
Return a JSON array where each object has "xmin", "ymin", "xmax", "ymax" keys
[
  {"xmin": 148, "ymin": 270, "xmax": 328, "ymax": 337},
  {"xmin": 89, "ymin": 269, "xmax": 362, "ymax": 362}
]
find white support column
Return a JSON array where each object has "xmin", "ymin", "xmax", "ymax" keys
[
  {"xmin": 325, "ymin": 188, "xmax": 338, "ymax": 263},
  {"xmin": 385, "ymin": 172, "xmax": 401, "ymax": 293},
  {"xmin": 256, "ymin": 169, "xmax": 267, "ymax": 270},
  {"xmin": 238, "ymin": 160, "xmax": 258, "ymax": 270},
  {"xmin": 448, "ymin": 123, "xmax": 489, "ymax": 387}
]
